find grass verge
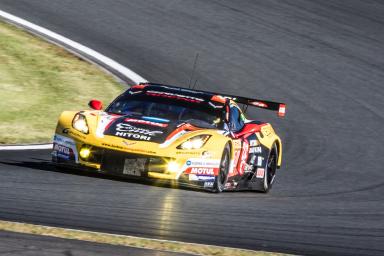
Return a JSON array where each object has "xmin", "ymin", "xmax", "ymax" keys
[
  {"xmin": 0, "ymin": 220, "xmax": 288, "ymax": 256},
  {"xmin": 0, "ymin": 20, "xmax": 124, "ymax": 144}
]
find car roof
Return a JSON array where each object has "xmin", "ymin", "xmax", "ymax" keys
[{"xmin": 124, "ymin": 83, "xmax": 286, "ymax": 117}]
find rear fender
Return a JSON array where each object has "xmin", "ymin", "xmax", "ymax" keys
[{"xmin": 256, "ymin": 124, "xmax": 283, "ymax": 168}]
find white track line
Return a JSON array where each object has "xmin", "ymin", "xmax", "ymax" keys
[
  {"xmin": 0, "ymin": 144, "xmax": 52, "ymax": 151},
  {"xmin": 0, "ymin": 9, "xmax": 148, "ymax": 151},
  {"xmin": 0, "ymin": 10, "xmax": 148, "ymax": 84}
]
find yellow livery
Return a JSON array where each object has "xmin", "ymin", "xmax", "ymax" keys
[{"xmin": 52, "ymin": 83, "xmax": 285, "ymax": 192}]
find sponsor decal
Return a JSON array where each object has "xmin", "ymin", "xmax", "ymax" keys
[
  {"xmin": 146, "ymin": 90, "xmax": 204, "ymax": 103},
  {"xmin": 142, "ymin": 116, "xmax": 169, "ymax": 123},
  {"xmin": 251, "ymin": 101, "xmax": 268, "ymax": 108},
  {"xmin": 188, "ymin": 174, "xmax": 198, "ymax": 181},
  {"xmin": 189, "ymin": 174, "xmax": 215, "ymax": 181},
  {"xmin": 261, "ymin": 126, "xmax": 272, "ymax": 137},
  {"xmin": 257, "ymin": 156, "xmax": 264, "ymax": 167},
  {"xmin": 129, "ymin": 148, "xmax": 156, "ymax": 154},
  {"xmin": 53, "ymin": 134, "xmax": 76, "ymax": 147},
  {"xmin": 61, "ymin": 128, "xmax": 86, "ymax": 139},
  {"xmin": 116, "ymin": 123, "xmax": 163, "ymax": 136},
  {"xmin": 187, "ymin": 167, "xmax": 217, "ymax": 176},
  {"xmin": 249, "ymin": 155, "xmax": 257, "ymax": 165},
  {"xmin": 101, "ymin": 142, "xmax": 155, "ymax": 154},
  {"xmin": 197, "ymin": 176, "xmax": 215, "ymax": 181},
  {"xmin": 115, "ymin": 132, "xmax": 152, "ymax": 141},
  {"xmin": 101, "ymin": 142, "xmax": 126, "ymax": 150},
  {"xmin": 249, "ymin": 146, "xmax": 262, "ymax": 154},
  {"xmin": 53, "ymin": 143, "xmax": 72, "ymax": 160},
  {"xmin": 249, "ymin": 140, "xmax": 259, "ymax": 146},
  {"xmin": 238, "ymin": 140, "xmax": 249, "ymax": 175},
  {"xmin": 102, "ymin": 142, "xmax": 118, "ymax": 147},
  {"xmin": 233, "ymin": 140, "xmax": 242, "ymax": 147},
  {"xmin": 244, "ymin": 163, "xmax": 253, "ymax": 173},
  {"xmin": 114, "ymin": 123, "xmax": 163, "ymax": 141},
  {"xmin": 54, "ymin": 144, "xmax": 70, "ymax": 155},
  {"xmin": 124, "ymin": 118, "xmax": 168, "ymax": 128},
  {"xmin": 232, "ymin": 148, "xmax": 241, "ymax": 172},
  {"xmin": 204, "ymin": 181, "xmax": 214, "ymax": 188},
  {"xmin": 176, "ymin": 151, "xmax": 200, "ymax": 155},
  {"xmin": 52, "ymin": 134, "xmax": 78, "ymax": 162},
  {"xmin": 231, "ymin": 138, "xmax": 243, "ymax": 173},
  {"xmin": 256, "ymin": 168, "xmax": 265, "ymax": 178},
  {"xmin": 185, "ymin": 159, "xmax": 220, "ymax": 167}
]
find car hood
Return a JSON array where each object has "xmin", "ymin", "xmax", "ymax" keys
[{"xmin": 96, "ymin": 113, "xmax": 197, "ymax": 144}]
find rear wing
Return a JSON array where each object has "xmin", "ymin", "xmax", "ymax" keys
[
  {"xmin": 136, "ymin": 83, "xmax": 286, "ymax": 117},
  {"xmin": 222, "ymin": 94, "xmax": 286, "ymax": 117}
]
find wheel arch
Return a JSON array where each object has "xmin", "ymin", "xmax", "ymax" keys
[{"xmin": 274, "ymin": 139, "xmax": 283, "ymax": 168}]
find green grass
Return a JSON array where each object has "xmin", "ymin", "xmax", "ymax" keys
[{"xmin": 0, "ymin": 20, "xmax": 124, "ymax": 144}]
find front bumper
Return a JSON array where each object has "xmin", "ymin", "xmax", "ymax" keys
[{"xmin": 52, "ymin": 134, "xmax": 220, "ymax": 189}]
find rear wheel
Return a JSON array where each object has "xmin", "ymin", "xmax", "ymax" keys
[
  {"xmin": 213, "ymin": 144, "xmax": 230, "ymax": 193},
  {"xmin": 262, "ymin": 144, "xmax": 278, "ymax": 193}
]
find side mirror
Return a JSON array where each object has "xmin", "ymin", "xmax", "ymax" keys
[{"xmin": 88, "ymin": 99, "xmax": 103, "ymax": 110}]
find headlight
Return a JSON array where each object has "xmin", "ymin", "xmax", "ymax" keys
[
  {"xmin": 72, "ymin": 113, "xmax": 89, "ymax": 134},
  {"xmin": 177, "ymin": 135, "xmax": 211, "ymax": 150},
  {"xmin": 167, "ymin": 161, "xmax": 179, "ymax": 173}
]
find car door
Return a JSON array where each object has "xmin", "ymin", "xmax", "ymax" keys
[{"xmin": 227, "ymin": 105, "xmax": 248, "ymax": 178}]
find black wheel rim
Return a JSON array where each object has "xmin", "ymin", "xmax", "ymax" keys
[{"xmin": 219, "ymin": 150, "xmax": 229, "ymax": 184}]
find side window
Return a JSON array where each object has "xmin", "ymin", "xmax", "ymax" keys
[{"xmin": 230, "ymin": 106, "xmax": 244, "ymax": 132}]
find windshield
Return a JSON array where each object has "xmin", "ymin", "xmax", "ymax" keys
[{"xmin": 106, "ymin": 94, "xmax": 223, "ymax": 128}]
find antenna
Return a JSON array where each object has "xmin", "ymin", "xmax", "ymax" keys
[
  {"xmin": 192, "ymin": 79, "xmax": 199, "ymax": 90},
  {"xmin": 188, "ymin": 53, "xmax": 199, "ymax": 89},
  {"xmin": 242, "ymin": 104, "xmax": 249, "ymax": 113}
]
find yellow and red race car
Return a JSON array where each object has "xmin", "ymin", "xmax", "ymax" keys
[{"xmin": 52, "ymin": 83, "xmax": 286, "ymax": 192}]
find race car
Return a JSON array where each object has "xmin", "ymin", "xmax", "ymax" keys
[{"xmin": 52, "ymin": 83, "xmax": 286, "ymax": 192}]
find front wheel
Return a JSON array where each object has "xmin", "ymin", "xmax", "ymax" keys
[{"xmin": 213, "ymin": 144, "xmax": 230, "ymax": 193}]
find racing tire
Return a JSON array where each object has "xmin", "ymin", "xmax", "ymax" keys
[
  {"xmin": 213, "ymin": 144, "xmax": 230, "ymax": 193},
  {"xmin": 261, "ymin": 143, "xmax": 278, "ymax": 193}
]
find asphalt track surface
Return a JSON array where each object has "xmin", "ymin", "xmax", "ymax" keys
[
  {"xmin": 0, "ymin": 231, "xmax": 189, "ymax": 256},
  {"xmin": 0, "ymin": 1, "xmax": 383, "ymax": 255}
]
